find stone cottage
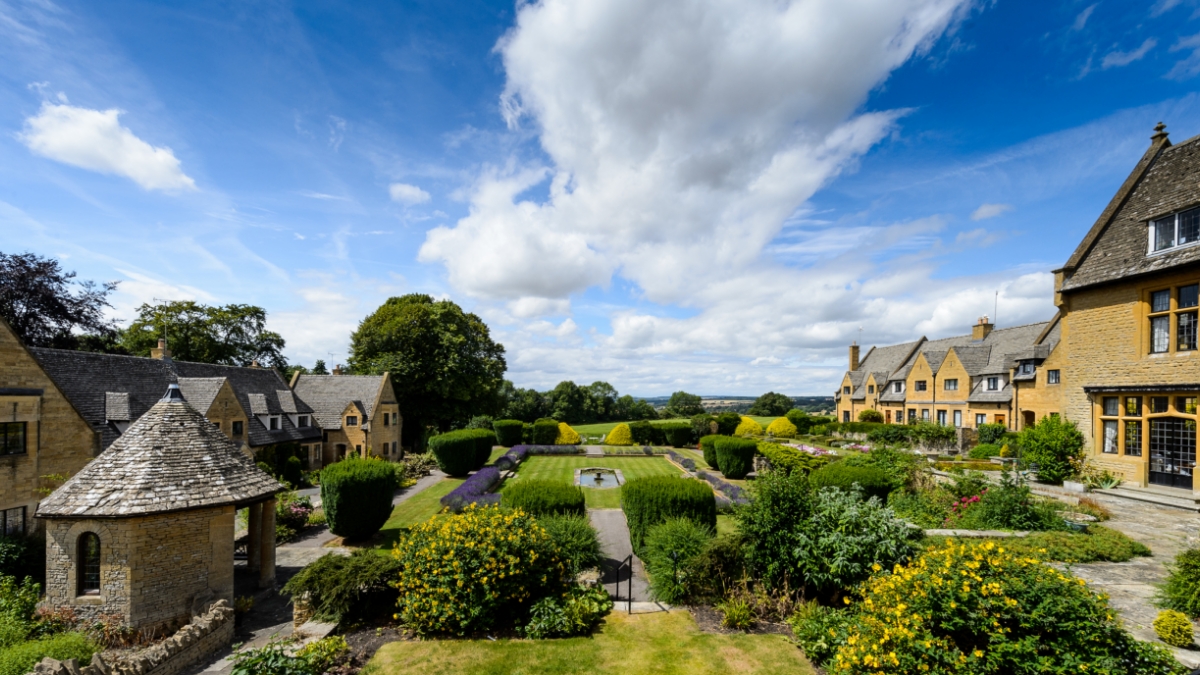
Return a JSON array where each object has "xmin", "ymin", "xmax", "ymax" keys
[
  {"xmin": 35, "ymin": 385, "xmax": 283, "ymax": 633},
  {"xmin": 290, "ymin": 372, "xmax": 402, "ymax": 464}
]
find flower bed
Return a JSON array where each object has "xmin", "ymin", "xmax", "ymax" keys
[
  {"xmin": 494, "ymin": 446, "xmax": 529, "ymax": 471},
  {"xmin": 666, "ymin": 450, "xmax": 696, "ymax": 471},
  {"xmin": 440, "ymin": 466, "xmax": 501, "ymax": 512},
  {"xmin": 786, "ymin": 443, "xmax": 832, "ymax": 456},
  {"xmin": 604, "ymin": 446, "xmax": 665, "ymax": 456},
  {"xmin": 512, "ymin": 444, "xmax": 585, "ymax": 455},
  {"xmin": 697, "ymin": 470, "xmax": 749, "ymax": 505}
]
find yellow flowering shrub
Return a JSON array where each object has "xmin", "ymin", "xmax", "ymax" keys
[
  {"xmin": 1154, "ymin": 609, "xmax": 1194, "ymax": 647},
  {"xmin": 765, "ymin": 417, "xmax": 798, "ymax": 439},
  {"xmin": 391, "ymin": 504, "xmax": 567, "ymax": 635},
  {"xmin": 826, "ymin": 540, "xmax": 1183, "ymax": 675},
  {"xmin": 555, "ymin": 422, "xmax": 582, "ymax": 445},
  {"xmin": 607, "ymin": 423, "xmax": 634, "ymax": 446},
  {"xmin": 734, "ymin": 416, "xmax": 763, "ymax": 437}
]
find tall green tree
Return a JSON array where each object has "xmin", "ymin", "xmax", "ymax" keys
[
  {"xmin": 663, "ymin": 390, "xmax": 705, "ymax": 417},
  {"xmin": 121, "ymin": 301, "xmax": 288, "ymax": 368},
  {"xmin": 348, "ymin": 294, "xmax": 507, "ymax": 445},
  {"xmin": 747, "ymin": 391, "xmax": 794, "ymax": 416},
  {"xmin": 0, "ymin": 251, "xmax": 122, "ymax": 350}
]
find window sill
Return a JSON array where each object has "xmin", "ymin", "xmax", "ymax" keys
[{"xmin": 74, "ymin": 595, "xmax": 105, "ymax": 605}]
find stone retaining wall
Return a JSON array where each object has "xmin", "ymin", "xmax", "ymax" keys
[{"xmin": 30, "ymin": 600, "xmax": 234, "ymax": 675}]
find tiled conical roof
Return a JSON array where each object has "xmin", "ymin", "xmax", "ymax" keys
[{"xmin": 38, "ymin": 385, "xmax": 283, "ymax": 518}]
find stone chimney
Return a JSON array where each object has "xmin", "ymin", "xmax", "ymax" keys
[
  {"xmin": 150, "ymin": 338, "xmax": 171, "ymax": 360},
  {"xmin": 333, "ymin": 364, "xmax": 344, "ymax": 376},
  {"xmin": 849, "ymin": 342, "xmax": 860, "ymax": 371},
  {"xmin": 972, "ymin": 316, "xmax": 994, "ymax": 341},
  {"xmin": 250, "ymin": 360, "xmax": 260, "ymax": 368}
]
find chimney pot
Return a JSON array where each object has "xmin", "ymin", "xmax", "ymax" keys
[
  {"xmin": 849, "ymin": 344, "xmax": 861, "ymax": 372},
  {"xmin": 972, "ymin": 316, "xmax": 994, "ymax": 340},
  {"xmin": 150, "ymin": 338, "xmax": 172, "ymax": 360}
]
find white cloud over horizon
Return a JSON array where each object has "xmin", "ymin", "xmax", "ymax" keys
[
  {"xmin": 970, "ymin": 203, "xmax": 1013, "ymax": 220},
  {"xmin": 18, "ymin": 102, "xmax": 196, "ymax": 191},
  {"xmin": 388, "ymin": 182, "xmax": 431, "ymax": 204}
]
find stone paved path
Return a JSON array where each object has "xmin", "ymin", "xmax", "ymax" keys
[
  {"xmin": 585, "ymin": 445, "xmax": 604, "ymax": 457},
  {"xmin": 1038, "ymin": 490, "xmax": 1200, "ymax": 667},
  {"xmin": 589, "ymin": 508, "xmax": 654, "ymax": 604}
]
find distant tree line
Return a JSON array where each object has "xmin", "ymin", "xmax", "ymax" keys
[{"xmin": 498, "ymin": 380, "xmax": 659, "ymax": 424}]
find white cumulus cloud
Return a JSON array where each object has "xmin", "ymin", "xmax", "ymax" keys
[
  {"xmin": 1102, "ymin": 38, "xmax": 1157, "ymax": 69},
  {"xmin": 388, "ymin": 182, "xmax": 431, "ymax": 204},
  {"xmin": 18, "ymin": 103, "xmax": 195, "ymax": 191},
  {"xmin": 970, "ymin": 203, "xmax": 1013, "ymax": 220}
]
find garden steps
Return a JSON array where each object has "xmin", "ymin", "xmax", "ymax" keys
[{"xmin": 1090, "ymin": 485, "xmax": 1200, "ymax": 512}]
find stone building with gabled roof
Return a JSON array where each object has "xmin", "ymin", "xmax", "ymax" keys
[
  {"xmin": 37, "ymin": 384, "xmax": 283, "ymax": 632},
  {"xmin": 290, "ymin": 371, "xmax": 402, "ymax": 465},
  {"xmin": 1052, "ymin": 122, "xmax": 1200, "ymax": 493}
]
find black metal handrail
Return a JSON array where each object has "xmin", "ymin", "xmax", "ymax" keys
[{"xmin": 611, "ymin": 554, "xmax": 633, "ymax": 613}]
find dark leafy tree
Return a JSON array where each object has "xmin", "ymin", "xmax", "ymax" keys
[
  {"xmin": 663, "ymin": 390, "xmax": 705, "ymax": 418},
  {"xmin": 348, "ymin": 294, "xmax": 507, "ymax": 446},
  {"xmin": 747, "ymin": 391, "xmax": 794, "ymax": 416},
  {"xmin": 0, "ymin": 251, "xmax": 120, "ymax": 350},
  {"xmin": 122, "ymin": 301, "xmax": 288, "ymax": 368},
  {"xmin": 312, "ymin": 359, "xmax": 328, "ymax": 375},
  {"xmin": 616, "ymin": 395, "xmax": 659, "ymax": 421}
]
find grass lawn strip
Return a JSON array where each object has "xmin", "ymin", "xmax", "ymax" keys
[
  {"xmin": 366, "ymin": 610, "xmax": 814, "ymax": 675},
  {"xmin": 505, "ymin": 456, "xmax": 684, "ymax": 509},
  {"xmin": 371, "ymin": 478, "xmax": 463, "ymax": 549},
  {"xmin": 672, "ymin": 447, "xmax": 710, "ymax": 469}
]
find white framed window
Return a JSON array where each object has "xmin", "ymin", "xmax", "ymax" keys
[
  {"xmin": 953, "ymin": 410, "xmax": 962, "ymax": 428},
  {"xmin": 894, "ymin": 382, "xmax": 904, "ymax": 393},
  {"xmin": 944, "ymin": 379, "xmax": 958, "ymax": 391},
  {"xmin": 1102, "ymin": 420, "xmax": 1118, "ymax": 454},
  {"xmin": 1150, "ymin": 206, "xmax": 1200, "ymax": 253},
  {"xmin": 986, "ymin": 377, "xmax": 999, "ymax": 391},
  {"xmin": 975, "ymin": 413, "xmax": 986, "ymax": 427},
  {"xmin": 921, "ymin": 409, "xmax": 930, "ymax": 420}
]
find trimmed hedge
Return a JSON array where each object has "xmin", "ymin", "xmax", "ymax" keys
[
  {"xmin": 621, "ymin": 475, "xmax": 716, "ymax": 553},
  {"xmin": 629, "ymin": 420, "xmax": 663, "ymax": 445},
  {"xmin": 734, "ymin": 416, "xmax": 763, "ymax": 437},
  {"xmin": 493, "ymin": 419, "xmax": 524, "ymax": 447},
  {"xmin": 468, "ymin": 428, "xmax": 497, "ymax": 467},
  {"xmin": 785, "ymin": 409, "xmax": 812, "ymax": 434},
  {"xmin": 699, "ymin": 435, "xmax": 723, "ymax": 468},
  {"xmin": 808, "ymin": 463, "xmax": 892, "ymax": 502},
  {"xmin": 532, "ymin": 418, "xmax": 560, "ymax": 445},
  {"xmin": 607, "ymin": 423, "xmax": 634, "ymax": 446},
  {"xmin": 555, "ymin": 422, "xmax": 582, "ymax": 445},
  {"xmin": 660, "ymin": 422, "xmax": 692, "ymax": 447},
  {"xmin": 714, "ymin": 437, "xmax": 757, "ymax": 479},
  {"xmin": 715, "ymin": 412, "xmax": 741, "ymax": 436},
  {"xmin": 320, "ymin": 458, "xmax": 398, "ymax": 540},
  {"xmin": 766, "ymin": 417, "xmax": 798, "ymax": 438},
  {"xmin": 967, "ymin": 443, "xmax": 1001, "ymax": 460},
  {"xmin": 429, "ymin": 429, "xmax": 485, "ymax": 477},
  {"xmin": 502, "ymin": 479, "xmax": 586, "ymax": 516}
]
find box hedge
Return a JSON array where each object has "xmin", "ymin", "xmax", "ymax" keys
[
  {"xmin": 765, "ymin": 417, "xmax": 797, "ymax": 439},
  {"xmin": 659, "ymin": 422, "xmax": 692, "ymax": 447},
  {"xmin": 607, "ymin": 423, "xmax": 634, "ymax": 446},
  {"xmin": 502, "ymin": 479, "xmax": 586, "ymax": 516},
  {"xmin": 554, "ymin": 422, "xmax": 582, "ymax": 445},
  {"xmin": 808, "ymin": 463, "xmax": 892, "ymax": 502},
  {"xmin": 629, "ymin": 420, "xmax": 663, "ymax": 446},
  {"xmin": 715, "ymin": 412, "xmax": 741, "ymax": 436},
  {"xmin": 621, "ymin": 475, "xmax": 716, "ymax": 554},
  {"xmin": 467, "ymin": 428, "xmax": 497, "ymax": 466},
  {"xmin": 320, "ymin": 458, "xmax": 398, "ymax": 540},
  {"xmin": 734, "ymin": 416, "xmax": 763, "ymax": 437},
  {"xmin": 493, "ymin": 419, "xmax": 524, "ymax": 447},
  {"xmin": 428, "ymin": 429, "xmax": 485, "ymax": 477},
  {"xmin": 699, "ymin": 434, "xmax": 723, "ymax": 468},
  {"xmin": 532, "ymin": 418, "xmax": 560, "ymax": 445},
  {"xmin": 714, "ymin": 436, "xmax": 757, "ymax": 479}
]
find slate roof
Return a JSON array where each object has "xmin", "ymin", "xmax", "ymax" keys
[
  {"xmin": 37, "ymin": 386, "xmax": 283, "ymax": 519},
  {"xmin": 291, "ymin": 374, "xmax": 387, "ymax": 429},
  {"xmin": 967, "ymin": 381, "xmax": 1014, "ymax": 404},
  {"xmin": 28, "ymin": 348, "xmax": 320, "ymax": 450},
  {"xmin": 1061, "ymin": 128, "xmax": 1200, "ymax": 292}
]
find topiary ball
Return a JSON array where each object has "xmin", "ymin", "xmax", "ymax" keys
[
  {"xmin": 607, "ymin": 423, "xmax": 634, "ymax": 446},
  {"xmin": 320, "ymin": 458, "xmax": 398, "ymax": 540},
  {"xmin": 555, "ymin": 422, "xmax": 582, "ymax": 445},
  {"xmin": 1154, "ymin": 609, "xmax": 1194, "ymax": 647},
  {"xmin": 765, "ymin": 417, "xmax": 797, "ymax": 439},
  {"xmin": 734, "ymin": 416, "xmax": 763, "ymax": 437}
]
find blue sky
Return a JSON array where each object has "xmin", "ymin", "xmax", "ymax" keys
[{"xmin": 2, "ymin": 0, "xmax": 1198, "ymax": 396}]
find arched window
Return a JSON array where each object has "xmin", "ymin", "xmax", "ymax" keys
[{"xmin": 77, "ymin": 533, "xmax": 101, "ymax": 596}]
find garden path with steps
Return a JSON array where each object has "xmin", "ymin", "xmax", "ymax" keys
[
  {"xmin": 1032, "ymin": 489, "xmax": 1200, "ymax": 667},
  {"xmin": 589, "ymin": 508, "xmax": 657, "ymax": 606},
  {"xmin": 184, "ymin": 471, "xmax": 447, "ymax": 675}
]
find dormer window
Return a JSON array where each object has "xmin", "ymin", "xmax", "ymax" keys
[
  {"xmin": 298, "ymin": 415, "xmax": 310, "ymax": 428},
  {"xmin": 346, "ymin": 416, "xmax": 358, "ymax": 426},
  {"xmin": 894, "ymin": 382, "xmax": 904, "ymax": 393},
  {"xmin": 269, "ymin": 416, "xmax": 280, "ymax": 430},
  {"xmin": 868, "ymin": 385, "xmax": 875, "ymax": 394},
  {"xmin": 1150, "ymin": 207, "xmax": 1200, "ymax": 252},
  {"xmin": 1020, "ymin": 362, "xmax": 1034, "ymax": 375}
]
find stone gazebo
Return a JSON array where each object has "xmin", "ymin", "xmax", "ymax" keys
[{"xmin": 36, "ymin": 384, "xmax": 283, "ymax": 633}]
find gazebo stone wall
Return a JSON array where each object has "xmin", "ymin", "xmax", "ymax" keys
[{"xmin": 41, "ymin": 505, "xmax": 235, "ymax": 631}]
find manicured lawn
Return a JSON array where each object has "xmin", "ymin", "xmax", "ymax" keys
[
  {"xmin": 367, "ymin": 610, "xmax": 814, "ymax": 675},
  {"xmin": 673, "ymin": 447, "xmax": 710, "ymax": 468},
  {"xmin": 372, "ymin": 478, "xmax": 462, "ymax": 549},
  {"xmin": 717, "ymin": 514, "xmax": 736, "ymax": 538},
  {"xmin": 504, "ymin": 456, "xmax": 684, "ymax": 508}
]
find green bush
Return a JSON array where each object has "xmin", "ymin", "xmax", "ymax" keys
[
  {"xmin": 319, "ymin": 458, "xmax": 398, "ymax": 540},
  {"xmin": 467, "ymin": 428, "xmax": 498, "ymax": 466},
  {"xmin": 0, "ymin": 633, "xmax": 95, "ymax": 675},
  {"xmin": 1154, "ymin": 610, "xmax": 1194, "ymax": 647},
  {"xmin": 952, "ymin": 470, "xmax": 1067, "ymax": 532},
  {"xmin": 736, "ymin": 470, "xmax": 813, "ymax": 591},
  {"xmin": 908, "ymin": 421, "xmax": 957, "ymax": 452},
  {"xmin": 970, "ymin": 526, "xmax": 1151, "ymax": 563},
  {"xmin": 967, "ymin": 443, "xmax": 1001, "ymax": 460},
  {"xmin": 795, "ymin": 487, "xmax": 918, "ymax": 601},
  {"xmin": 428, "ymin": 429, "xmax": 483, "ymax": 477},
  {"xmin": 824, "ymin": 540, "xmax": 1183, "ymax": 674},
  {"xmin": 857, "ymin": 409, "xmax": 884, "ymax": 423},
  {"xmin": 281, "ymin": 550, "xmax": 403, "ymax": 623},
  {"xmin": 659, "ymin": 422, "xmax": 693, "ymax": 447},
  {"xmin": 1020, "ymin": 415, "xmax": 1085, "ymax": 484},
  {"xmin": 1157, "ymin": 548, "xmax": 1200, "ymax": 618},
  {"xmin": 532, "ymin": 418, "xmax": 560, "ymax": 445},
  {"xmin": 786, "ymin": 409, "xmax": 812, "ymax": 434},
  {"xmin": 628, "ymin": 420, "xmax": 663, "ymax": 445},
  {"xmin": 839, "ymin": 446, "xmax": 922, "ymax": 492},
  {"xmin": 715, "ymin": 412, "xmax": 742, "ymax": 436},
  {"xmin": 714, "ymin": 437, "xmax": 757, "ymax": 479},
  {"xmin": 0, "ymin": 616, "xmax": 25, "ymax": 650},
  {"xmin": 282, "ymin": 456, "xmax": 304, "ymax": 487},
  {"xmin": 230, "ymin": 640, "xmax": 318, "ymax": 675},
  {"xmin": 691, "ymin": 414, "xmax": 716, "ymax": 440},
  {"xmin": 502, "ymin": 480, "xmax": 585, "ymax": 516},
  {"xmin": 0, "ymin": 574, "xmax": 40, "ymax": 622},
  {"xmin": 642, "ymin": 518, "xmax": 714, "ymax": 604},
  {"xmin": 0, "ymin": 535, "xmax": 43, "ymax": 586},
  {"xmin": 757, "ymin": 442, "xmax": 830, "ymax": 475},
  {"xmin": 808, "ymin": 463, "xmax": 892, "ymax": 502},
  {"xmin": 788, "ymin": 602, "xmax": 856, "ymax": 668},
  {"xmin": 392, "ymin": 505, "xmax": 567, "ymax": 635},
  {"xmin": 538, "ymin": 514, "xmax": 602, "ymax": 576},
  {"xmin": 699, "ymin": 435, "xmax": 723, "ymax": 468},
  {"xmin": 621, "ymin": 476, "xmax": 716, "ymax": 554},
  {"xmin": 866, "ymin": 425, "xmax": 912, "ymax": 447},
  {"xmin": 687, "ymin": 535, "xmax": 746, "ymax": 602},
  {"xmin": 493, "ymin": 419, "xmax": 524, "ymax": 447},
  {"xmin": 976, "ymin": 423, "xmax": 1008, "ymax": 445},
  {"xmin": 523, "ymin": 584, "xmax": 612, "ymax": 639}
]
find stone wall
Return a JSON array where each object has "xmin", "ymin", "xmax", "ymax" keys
[
  {"xmin": 0, "ymin": 320, "xmax": 98, "ymax": 532},
  {"xmin": 29, "ymin": 600, "xmax": 234, "ymax": 675},
  {"xmin": 204, "ymin": 382, "xmax": 249, "ymax": 450},
  {"xmin": 42, "ymin": 506, "xmax": 235, "ymax": 632}
]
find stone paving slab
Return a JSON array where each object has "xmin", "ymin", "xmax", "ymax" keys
[{"xmin": 589, "ymin": 508, "xmax": 652, "ymax": 602}]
